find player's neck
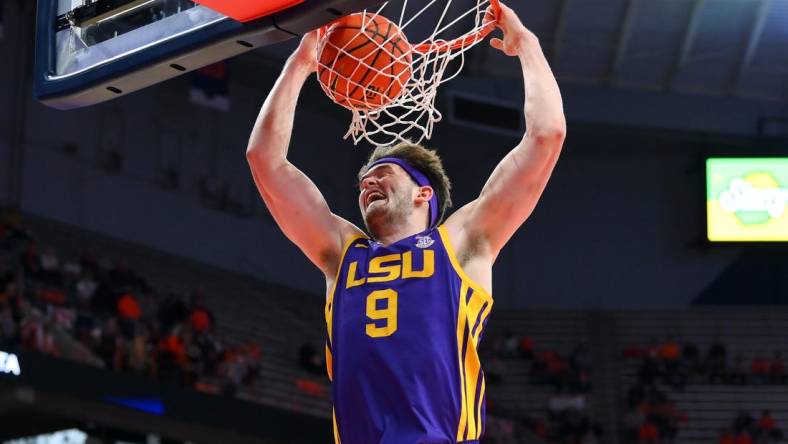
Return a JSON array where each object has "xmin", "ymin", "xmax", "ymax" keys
[{"xmin": 370, "ymin": 215, "xmax": 429, "ymax": 247}]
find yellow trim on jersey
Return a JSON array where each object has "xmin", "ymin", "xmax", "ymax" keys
[
  {"xmin": 439, "ymin": 225, "xmax": 493, "ymax": 442},
  {"xmin": 455, "ymin": 281, "xmax": 470, "ymax": 441},
  {"xmin": 463, "ymin": 331, "xmax": 481, "ymax": 438},
  {"xmin": 436, "ymin": 225, "xmax": 493, "ymax": 305},
  {"xmin": 477, "ymin": 375, "xmax": 487, "ymax": 434},
  {"xmin": 325, "ymin": 234, "xmax": 367, "ymax": 382},
  {"xmin": 333, "ymin": 408, "xmax": 342, "ymax": 444},
  {"xmin": 325, "ymin": 343, "xmax": 334, "ymax": 381}
]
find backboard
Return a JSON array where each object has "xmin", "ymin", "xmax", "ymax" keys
[{"xmin": 34, "ymin": 0, "xmax": 382, "ymax": 109}]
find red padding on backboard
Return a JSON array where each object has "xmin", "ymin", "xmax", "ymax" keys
[{"xmin": 193, "ymin": 0, "xmax": 305, "ymax": 23}]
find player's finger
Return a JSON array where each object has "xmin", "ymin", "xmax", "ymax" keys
[{"xmin": 489, "ymin": 38, "xmax": 503, "ymax": 50}]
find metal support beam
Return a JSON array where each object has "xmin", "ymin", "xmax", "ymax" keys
[
  {"xmin": 549, "ymin": 0, "xmax": 570, "ymax": 63},
  {"xmin": 606, "ymin": 0, "xmax": 639, "ymax": 84},
  {"xmin": 666, "ymin": 0, "xmax": 706, "ymax": 90},
  {"xmin": 726, "ymin": 0, "xmax": 773, "ymax": 96}
]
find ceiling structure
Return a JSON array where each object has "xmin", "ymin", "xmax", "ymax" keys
[
  {"xmin": 254, "ymin": 0, "xmax": 788, "ymax": 103},
  {"xmin": 475, "ymin": 0, "xmax": 788, "ymax": 103}
]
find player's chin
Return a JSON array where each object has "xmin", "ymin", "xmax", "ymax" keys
[{"xmin": 363, "ymin": 204, "xmax": 386, "ymax": 225}]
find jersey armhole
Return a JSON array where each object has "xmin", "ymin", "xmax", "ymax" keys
[
  {"xmin": 326, "ymin": 234, "xmax": 367, "ymax": 301},
  {"xmin": 436, "ymin": 225, "xmax": 493, "ymax": 304}
]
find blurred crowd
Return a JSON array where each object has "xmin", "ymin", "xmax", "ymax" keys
[
  {"xmin": 483, "ymin": 332, "xmax": 603, "ymax": 444},
  {"xmin": 0, "ymin": 213, "xmax": 261, "ymax": 396},
  {"xmin": 718, "ymin": 411, "xmax": 784, "ymax": 444},
  {"xmin": 622, "ymin": 337, "xmax": 788, "ymax": 444},
  {"xmin": 623, "ymin": 338, "xmax": 786, "ymax": 390}
]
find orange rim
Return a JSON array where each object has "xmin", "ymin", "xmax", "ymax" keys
[
  {"xmin": 317, "ymin": 1, "xmax": 500, "ymax": 55},
  {"xmin": 413, "ymin": 0, "xmax": 500, "ymax": 54}
]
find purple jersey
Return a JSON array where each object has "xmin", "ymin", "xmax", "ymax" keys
[{"xmin": 325, "ymin": 225, "xmax": 493, "ymax": 444}]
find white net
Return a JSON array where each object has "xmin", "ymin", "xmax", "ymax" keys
[{"xmin": 317, "ymin": 0, "xmax": 499, "ymax": 147}]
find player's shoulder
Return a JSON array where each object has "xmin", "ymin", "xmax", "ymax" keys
[{"xmin": 321, "ymin": 218, "xmax": 367, "ymax": 276}]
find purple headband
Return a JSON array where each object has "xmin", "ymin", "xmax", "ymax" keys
[{"xmin": 366, "ymin": 157, "xmax": 439, "ymax": 228}]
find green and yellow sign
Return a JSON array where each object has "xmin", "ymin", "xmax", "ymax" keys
[{"xmin": 707, "ymin": 158, "xmax": 788, "ymax": 241}]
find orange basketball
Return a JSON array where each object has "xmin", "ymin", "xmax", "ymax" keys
[{"xmin": 318, "ymin": 13, "xmax": 412, "ymax": 111}]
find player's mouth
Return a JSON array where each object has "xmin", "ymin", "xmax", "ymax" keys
[{"xmin": 365, "ymin": 191, "xmax": 386, "ymax": 209}]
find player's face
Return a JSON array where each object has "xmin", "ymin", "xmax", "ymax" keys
[{"xmin": 359, "ymin": 164, "xmax": 417, "ymax": 229}]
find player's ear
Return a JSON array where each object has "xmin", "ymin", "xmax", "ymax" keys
[{"xmin": 415, "ymin": 186, "xmax": 434, "ymax": 203}]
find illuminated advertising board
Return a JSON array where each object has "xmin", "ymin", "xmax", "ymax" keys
[{"xmin": 706, "ymin": 158, "xmax": 788, "ymax": 242}]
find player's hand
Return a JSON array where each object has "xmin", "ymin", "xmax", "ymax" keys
[
  {"xmin": 291, "ymin": 30, "xmax": 319, "ymax": 73},
  {"xmin": 488, "ymin": 2, "xmax": 535, "ymax": 57}
]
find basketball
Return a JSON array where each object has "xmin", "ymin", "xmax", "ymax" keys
[{"xmin": 317, "ymin": 13, "xmax": 412, "ymax": 111}]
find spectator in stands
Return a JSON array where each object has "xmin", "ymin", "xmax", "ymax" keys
[
  {"xmin": 518, "ymin": 335, "xmax": 535, "ymax": 360},
  {"xmin": 295, "ymin": 378, "xmax": 326, "ymax": 398},
  {"xmin": 182, "ymin": 328, "xmax": 201, "ymax": 385},
  {"xmin": 734, "ymin": 411, "xmax": 755, "ymax": 436},
  {"xmin": 706, "ymin": 339, "xmax": 727, "ymax": 383},
  {"xmin": 21, "ymin": 243, "xmax": 41, "ymax": 280},
  {"xmin": 61, "ymin": 256, "xmax": 81, "ymax": 284},
  {"xmin": 750, "ymin": 354, "xmax": 770, "ymax": 385},
  {"xmin": 659, "ymin": 337, "xmax": 685, "ymax": 390},
  {"xmin": 486, "ymin": 357, "xmax": 504, "ymax": 385},
  {"xmin": 756, "ymin": 410, "xmax": 783, "ymax": 443},
  {"xmin": 127, "ymin": 325, "xmax": 151, "ymax": 375},
  {"xmin": 719, "ymin": 430, "xmax": 736, "ymax": 444},
  {"xmin": 545, "ymin": 351, "xmax": 568, "ymax": 391},
  {"xmin": 481, "ymin": 416, "xmax": 518, "ymax": 444},
  {"xmin": 75, "ymin": 270, "xmax": 98, "ymax": 307},
  {"xmin": 159, "ymin": 292, "xmax": 189, "ymax": 332},
  {"xmin": 97, "ymin": 317, "xmax": 124, "ymax": 370},
  {"xmin": 116, "ymin": 291, "xmax": 141, "ymax": 339},
  {"xmin": 735, "ymin": 430, "xmax": 754, "ymax": 444},
  {"xmin": 0, "ymin": 280, "xmax": 15, "ymax": 308},
  {"xmin": 757, "ymin": 410, "xmax": 775, "ymax": 432},
  {"xmin": 637, "ymin": 418, "xmax": 659, "ymax": 444},
  {"xmin": 220, "ymin": 344, "xmax": 258, "ymax": 395},
  {"xmin": 499, "ymin": 329, "xmax": 518, "ymax": 358},
  {"xmin": 681, "ymin": 341, "xmax": 701, "ymax": 382},
  {"xmin": 623, "ymin": 407, "xmax": 645, "ymax": 444},
  {"xmin": 20, "ymin": 311, "xmax": 58, "ymax": 356},
  {"xmin": 78, "ymin": 248, "xmax": 98, "ymax": 274},
  {"xmin": 770, "ymin": 352, "xmax": 786, "ymax": 385},
  {"xmin": 108, "ymin": 259, "xmax": 134, "ymax": 288},
  {"xmin": 157, "ymin": 327, "xmax": 187, "ymax": 384},
  {"xmin": 638, "ymin": 343, "xmax": 660, "ymax": 386},
  {"xmin": 623, "ymin": 343, "xmax": 644, "ymax": 359},
  {"xmin": 0, "ymin": 222, "xmax": 7, "ymax": 251},
  {"xmin": 0, "ymin": 305, "xmax": 17, "ymax": 347},
  {"xmin": 39, "ymin": 247, "xmax": 61, "ymax": 286},
  {"xmin": 730, "ymin": 354, "xmax": 749, "ymax": 385},
  {"xmin": 137, "ymin": 289, "xmax": 158, "ymax": 326},
  {"xmin": 188, "ymin": 304, "xmax": 213, "ymax": 334}
]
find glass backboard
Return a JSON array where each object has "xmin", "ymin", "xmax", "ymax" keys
[{"xmin": 34, "ymin": 0, "xmax": 382, "ymax": 109}]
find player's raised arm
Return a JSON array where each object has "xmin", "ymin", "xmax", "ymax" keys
[
  {"xmin": 446, "ymin": 3, "xmax": 566, "ymax": 259},
  {"xmin": 247, "ymin": 31, "xmax": 362, "ymax": 275}
]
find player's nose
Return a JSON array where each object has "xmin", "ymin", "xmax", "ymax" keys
[{"xmin": 360, "ymin": 176, "xmax": 378, "ymax": 190}]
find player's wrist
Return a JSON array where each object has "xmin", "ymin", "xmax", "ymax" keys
[
  {"xmin": 285, "ymin": 54, "xmax": 317, "ymax": 77},
  {"xmin": 513, "ymin": 31, "xmax": 540, "ymax": 57}
]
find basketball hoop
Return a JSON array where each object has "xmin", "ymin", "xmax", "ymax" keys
[{"xmin": 317, "ymin": 0, "xmax": 501, "ymax": 147}]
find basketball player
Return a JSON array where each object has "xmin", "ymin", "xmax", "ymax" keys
[{"xmin": 246, "ymin": 3, "xmax": 565, "ymax": 443}]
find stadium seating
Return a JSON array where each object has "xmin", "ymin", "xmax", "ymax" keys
[{"xmin": 614, "ymin": 310, "xmax": 788, "ymax": 444}]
